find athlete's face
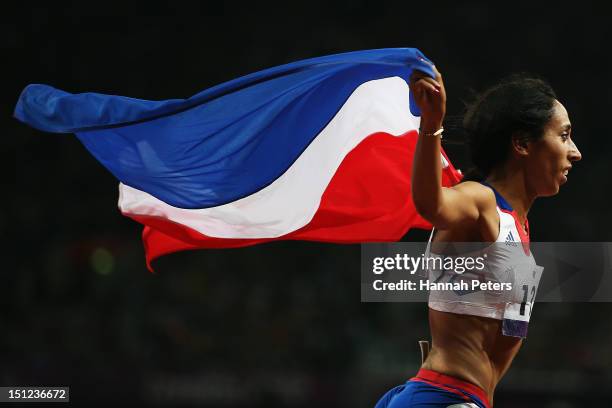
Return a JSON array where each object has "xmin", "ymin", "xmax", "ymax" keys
[{"xmin": 525, "ymin": 100, "xmax": 582, "ymax": 196}]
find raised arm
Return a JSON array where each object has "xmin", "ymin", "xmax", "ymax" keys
[{"xmin": 409, "ymin": 65, "xmax": 492, "ymax": 230}]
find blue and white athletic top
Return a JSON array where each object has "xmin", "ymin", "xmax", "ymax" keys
[{"xmin": 425, "ymin": 183, "xmax": 543, "ymax": 338}]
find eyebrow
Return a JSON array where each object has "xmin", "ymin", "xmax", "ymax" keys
[{"xmin": 561, "ymin": 124, "xmax": 572, "ymax": 131}]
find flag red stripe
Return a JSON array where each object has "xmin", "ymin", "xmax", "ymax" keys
[{"xmin": 125, "ymin": 130, "xmax": 462, "ymax": 271}]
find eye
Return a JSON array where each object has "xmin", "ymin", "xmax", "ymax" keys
[{"xmin": 561, "ymin": 132, "xmax": 570, "ymax": 142}]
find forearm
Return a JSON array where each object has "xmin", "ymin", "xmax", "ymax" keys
[{"xmin": 411, "ymin": 119, "xmax": 444, "ymax": 220}]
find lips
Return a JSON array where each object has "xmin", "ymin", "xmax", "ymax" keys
[{"xmin": 561, "ymin": 166, "xmax": 571, "ymax": 183}]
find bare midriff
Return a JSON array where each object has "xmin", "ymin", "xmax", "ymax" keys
[{"xmin": 421, "ymin": 308, "xmax": 522, "ymax": 406}]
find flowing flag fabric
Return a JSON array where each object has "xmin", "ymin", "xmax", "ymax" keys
[{"xmin": 14, "ymin": 48, "xmax": 463, "ymax": 270}]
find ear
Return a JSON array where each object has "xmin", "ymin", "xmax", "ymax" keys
[{"xmin": 511, "ymin": 133, "xmax": 530, "ymax": 157}]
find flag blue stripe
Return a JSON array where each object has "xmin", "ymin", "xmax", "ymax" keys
[{"xmin": 14, "ymin": 48, "xmax": 435, "ymax": 209}]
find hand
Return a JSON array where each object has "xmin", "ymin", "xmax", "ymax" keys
[{"xmin": 409, "ymin": 64, "xmax": 446, "ymax": 131}]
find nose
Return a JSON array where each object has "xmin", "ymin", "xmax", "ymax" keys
[{"xmin": 568, "ymin": 139, "xmax": 582, "ymax": 162}]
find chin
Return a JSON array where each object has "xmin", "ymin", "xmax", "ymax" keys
[{"xmin": 538, "ymin": 183, "xmax": 561, "ymax": 197}]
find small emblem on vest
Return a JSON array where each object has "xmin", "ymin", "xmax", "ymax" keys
[{"xmin": 505, "ymin": 231, "xmax": 518, "ymax": 246}]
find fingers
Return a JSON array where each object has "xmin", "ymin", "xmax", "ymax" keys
[
  {"xmin": 420, "ymin": 77, "xmax": 441, "ymax": 92},
  {"xmin": 410, "ymin": 74, "xmax": 438, "ymax": 87},
  {"xmin": 410, "ymin": 76, "xmax": 441, "ymax": 95},
  {"xmin": 414, "ymin": 78, "xmax": 440, "ymax": 95},
  {"xmin": 431, "ymin": 65, "xmax": 444, "ymax": 87},
  {"xmin": 409, "ymin": 69, "xmax": 428, "ymax": 84},
  {"xmin": 410, "ymin": 68, "xmax": 442, "ymax": 89},
  {"xmin": 431, "ymin": 64, "xmax": 442, "ymax": 78}
]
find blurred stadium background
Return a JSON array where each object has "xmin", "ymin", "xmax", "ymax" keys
[{"xmin": 4, "ymin": 2, "xmax": 612, "ymax": 406}]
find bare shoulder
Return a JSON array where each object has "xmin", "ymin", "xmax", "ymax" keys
[
  {"xmin": 422, "ymin": 180, "xmax": 497, "ymax": 230},
  {"xmin": 450, "ymin": 181, "xmax": 497, "ymax": 212},
  {"xmin": 433, "ymin": 181, "xmax": 499, "ymax": 239}
]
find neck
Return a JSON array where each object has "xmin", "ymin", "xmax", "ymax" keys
[{"xmin": 486, "ymin": 165, "xmax": 535, "ymax": 227}]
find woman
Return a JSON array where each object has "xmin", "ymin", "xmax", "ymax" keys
[{"xmin": 375, "ymin": 66, "xmax": 582, "ymax": 408}]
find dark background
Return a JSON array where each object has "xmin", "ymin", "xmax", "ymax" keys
[{"xmin": 3, "ymin": 1, "xmax": 612, "ymax": 406}]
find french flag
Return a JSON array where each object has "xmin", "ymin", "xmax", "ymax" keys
[{"xmin": 14, "ymin": 48, "xmax": 462, "ymax": 270}]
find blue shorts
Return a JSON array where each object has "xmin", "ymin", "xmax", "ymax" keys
[{"xmin": 374, "ymin": 369, "xmax": 490, "ymax": 408}]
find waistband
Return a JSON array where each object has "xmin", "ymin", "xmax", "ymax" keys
[{"xmin": 410, "ymin": 368, "xmax": 491, "ymax": 408}]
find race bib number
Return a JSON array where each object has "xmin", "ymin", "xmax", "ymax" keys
[{"xmin": 502, "ymin": 264, "xmax": 544, "ymax": 338}]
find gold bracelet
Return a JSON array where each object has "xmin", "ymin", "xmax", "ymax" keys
[{"xmin": 418, "ymin": 127, "xmax": 444, "ymax": 138}]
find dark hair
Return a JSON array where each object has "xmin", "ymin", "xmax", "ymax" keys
[{"xmin": 461, "ymin": 74, "xmax": 557, "ymax": 180}]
